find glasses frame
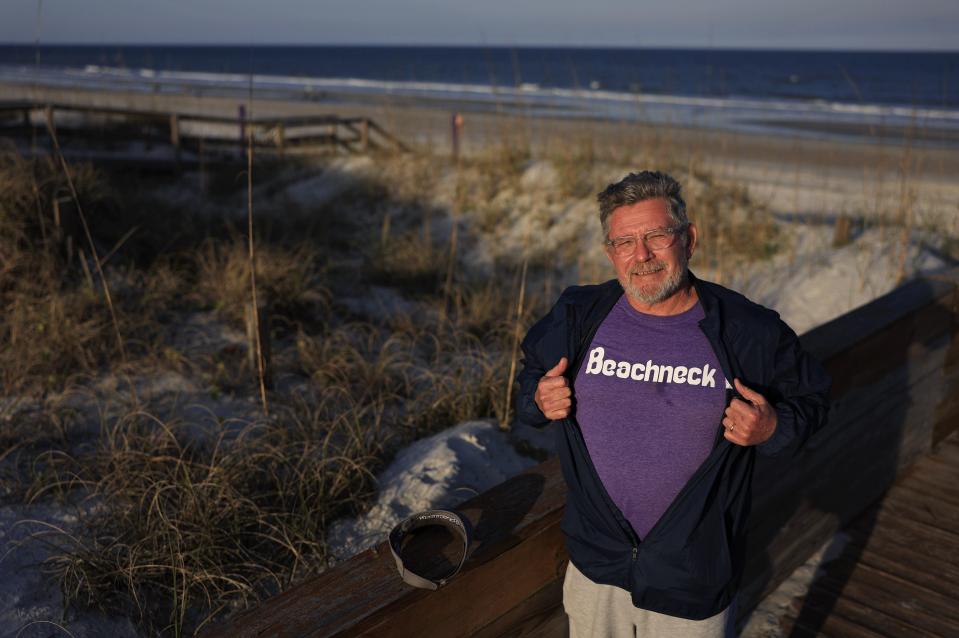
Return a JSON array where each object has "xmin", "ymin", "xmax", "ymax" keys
[{"xmin": 604, "ymin": 224, "xmax": 688, "ymax": 257}]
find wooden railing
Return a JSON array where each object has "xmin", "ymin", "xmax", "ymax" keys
[
  {"xmin": 205, "ymin": 268, "xmax": 959, "ymax": 637},
  {"xmin": 0, "ymin": 102, "xmax": 408, "ymax": 159}
]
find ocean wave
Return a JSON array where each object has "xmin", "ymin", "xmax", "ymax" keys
[
  {"xmin": 3, "ymin": 63, "xmax": 958, "ymax": 139},
  {"xmin": 54, "ymin": 64, "xmax": 955, "ymax": 120}
]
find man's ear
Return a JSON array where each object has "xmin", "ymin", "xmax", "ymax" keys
[{"xmin": 685, "ymin": 223, "xmax": 698, "ymax": 260}]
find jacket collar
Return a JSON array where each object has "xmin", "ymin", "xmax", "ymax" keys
[{"xmin": 689, "ymin": 270, "xmax": 722, "ymax": 336}]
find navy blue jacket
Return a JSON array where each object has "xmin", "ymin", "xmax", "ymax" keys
[{"xmin": 516, "ymin": 274, "xmax": 831, "ymax": 620}]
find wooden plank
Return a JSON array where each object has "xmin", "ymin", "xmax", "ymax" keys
[
  {"xmin": 813, "ymin": 293, "xmax": 955, "ymax": 408},
  {"xmin": 742, "ymin": 448, "xmax": 959, "ymax": 618},
  {"xmin": 932, "ymin": 359, "xmax": 959, "ymax": 445},
  {"xmin": 894, "ymin": 472, "xmax": 959, "ymax": 506},
  {"xmin": 804, "ymin": 566, "xmax": 959, "ymax": 636},
  {"xmin": 938, "ymin": 433, "xmax": 959, "ymax": 453},
  {"xmin": 841, "ymin": 562, "xmax": 959, "ymax": 625},
  {"xmin": 845, "ymin": 511, "xmax": 959, "ymax": 569},
  {"xmin": 926, "ymin": 438, "xmax": 959, "ymax": 465},
  {"xmin": 801, "ymin": 271, "xmax": 958, "ymax": 363},
  {"xmin": 882, "ymin": 484, "xmax": 959, "ymax": 530},
  {"xmin": 844, "ymin": 522, "xmax": 959, "ymax": 578},
  {"xmin": 858, "ymin": 500, "xmax": 959, "ymax": 550},
  {"xmin": 523, "ymin": 606, "xmax": 567, "ymax": 638},
  {"xmin": 750, "ymin": 331, "xmax": 950, "ymax": 517},
  {"xmin": 788, "ymin": 586, "xmax": 942, "ymax": 638},
  {"xmin": 780, "ymin": 604, "xmax": 890, "ymax": 638},
  {"xmin": 351, "ymin": 522, "xmax": 566, "ymax": 636},
  {"xmin": 907, "ymin": 450, "xmax": 959, "ymax": 481},
  {"xmin": 740, "ymin": 337, "xmax": 957, "ymax": 611},
  {"xmin": 848, "ymin": 534, "xmax": 959, "ymax": 593},
  {"xmin": 472, "ymin": 578, "xmax": 565, "ymax": 638}
]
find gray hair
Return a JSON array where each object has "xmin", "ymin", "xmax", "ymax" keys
[{"xmin": 597, "ymin": 171, "xmax": 688, "ymax": 239}]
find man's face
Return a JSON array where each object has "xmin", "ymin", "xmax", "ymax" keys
[{"xmin": 604, "ymin": 198, "xmax": 697, "ymax": 307}]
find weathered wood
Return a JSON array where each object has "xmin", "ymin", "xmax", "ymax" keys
[
  {"xmin": 801, "ymin": 567, "xmax": 959, "ymax": 636},
  {"xmin": 817, "ymin": 560, "xmax": 959, "ymax": 628},
  {"xmin": 274, "ymin": 122, "xmax": 285, "ymax": 154},
  {"xmin": 739, "ymin": 351, "xmax": 952, "ymax": 605},
  {"xmin": 833, "ymin": 215, "xmax": 851, "ymax": 246},
  {"xmin": 781, "ymin": 609, "xmax": 885, "ymax": 638},
  {"xmin": 846, "ymin": 532, "xmax": 959, "ymax": 592},
  {"xmin": 896, "ymin": 464, "xmax": 959, "ymax": 502},
  {"xmin": 927, "ymin": 436, "xmax": 959, "ymax": 464},
  {"xmin": 799, "ymin": 273, "xmax": 957, "ymax": 364},
  {"xmin": 471, "ymin": 578, "xmax": 566, "ymax": 638},
  {"xmin": 789, "ymin": 587, "xmax": 941, "ymax": 638},
  {"xmin": 738, "ymin": 273, "xmax": 959, "ymax": 616},
  {"xmin": 884, "ymin": 484, "xmax": 959, "ymax": 529},
  {"xmin": 353, "ymin": 522, "xmax": 566, "ymax": 636},
  {"xmin": 169, "ymin": 113, "xmax": 180, "ymax": 148},
  {"xmin": 846, "ymin": 509, "xmax": 959, "ymax": 569}
]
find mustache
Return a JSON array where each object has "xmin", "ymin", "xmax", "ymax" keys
[{"xmin": 628, "ymin": 262, "xmax": 666, "ymax": 276}]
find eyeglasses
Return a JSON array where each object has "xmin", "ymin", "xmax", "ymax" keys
[{"xmin": 605, "ymin": 225, "xmax": 687, "ymax": 257}]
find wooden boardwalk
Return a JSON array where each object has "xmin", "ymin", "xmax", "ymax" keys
[
  {"xmin": 0, "ymin": 101, "xmax": 408, "ymax": 163},
  {"xmin": 776, "ymin": 433, "xmax": 959, "ymax": 638}
]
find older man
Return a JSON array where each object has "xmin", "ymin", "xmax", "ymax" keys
[{"xmin": 516, "ymin": 171, "xmax": 830, "ymax": 637}]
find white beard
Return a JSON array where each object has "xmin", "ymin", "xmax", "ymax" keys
[{"xmin": 621, "ymin": 255, "xmax": 689, "ymax": 306}]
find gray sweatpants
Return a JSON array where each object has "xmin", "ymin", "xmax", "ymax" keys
[{"xmin": 562, "ymin": 561, "xmax": 735, "ymax": 638}]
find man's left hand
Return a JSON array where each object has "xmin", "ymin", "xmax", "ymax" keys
[{"xmin": 723, "ymin": 378, "xmax": 777, "ymax": 446}]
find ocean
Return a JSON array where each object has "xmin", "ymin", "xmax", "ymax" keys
[{"xmin": 1, "ymin": 45, "xmax": 957, "ymax": 143}]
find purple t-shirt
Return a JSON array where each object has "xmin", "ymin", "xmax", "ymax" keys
[{"xmin": 573, "ymin": 296, "xmax": 727, "ymax": 539}]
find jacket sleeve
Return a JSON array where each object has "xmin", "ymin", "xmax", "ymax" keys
[
  {"xmin": 515, "ymin": 293, "xmax": 570, "ymax": 429},
  {"xmin": 757, "ymin": 318, "xmax": 832, "ymax": 458}
]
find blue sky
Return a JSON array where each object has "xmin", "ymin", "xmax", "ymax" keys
[{"xmin": 1, "ymin": 0, "xmax": 956, "ymax": 50}]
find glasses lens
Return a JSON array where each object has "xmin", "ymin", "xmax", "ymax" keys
[
  {"xmin": 614, "ymin": 238, "xmax": 635, "ymax": 256},
  {"xmin": 646, "ymin": 232, "xmax": 672, "ymax": 250}
]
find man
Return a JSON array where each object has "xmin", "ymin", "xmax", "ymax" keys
[{"xmin": 516, "ymin": 171, "xmax": 830, "ymax": 637}]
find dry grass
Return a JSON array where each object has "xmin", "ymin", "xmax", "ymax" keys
[
  {"xmin": 193, "ymin": 238, "xmax": 328, "ymax": 326},
  {"xmin": 365, "ymin": 229, "xmax": 444, "ymax": 294},
  {"xmin": 30, "ymin": 398, "xmax": 383, "ymax": 635},
  {"xmin": 0, "ymin": 154, "xmax": 119, "ymax": 394}
]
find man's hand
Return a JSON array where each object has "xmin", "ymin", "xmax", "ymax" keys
[
  {"xmin": 723, "ymin": 378, "xmax": 777, "ymax": 446},
  {"xmin": 534, "ymin": 357, "xmax": 572, "ymax": 420}
]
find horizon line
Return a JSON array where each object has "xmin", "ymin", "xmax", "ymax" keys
[{"xmin": 0, "ymin": 41, "xmax": 957, "ymax": 55}]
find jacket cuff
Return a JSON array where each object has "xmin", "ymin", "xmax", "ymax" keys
[{"xmin": 757, "ymin": 404, "xmax": 797, "ymax": 457}]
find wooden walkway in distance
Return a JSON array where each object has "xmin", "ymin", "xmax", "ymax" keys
[{"xmin": 776, "ymin": 433, "xmax": 959, "ymax": 638}]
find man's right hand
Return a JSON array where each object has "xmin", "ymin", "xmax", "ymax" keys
[{"xmin": 534, "ymin": 357, "xmax": 572, "ymax": 420}]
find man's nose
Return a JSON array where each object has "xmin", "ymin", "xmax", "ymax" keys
[{"xmin": 632, "ymin": 240, "xmax": 653, "ymax": 261}]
